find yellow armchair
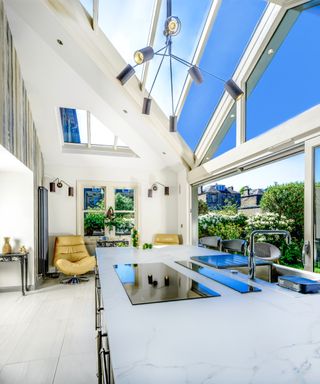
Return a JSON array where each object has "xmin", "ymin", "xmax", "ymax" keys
[
  {"xmin": 54, "ymin": 235, "xmax": 96, "ymax": 284},
  {"xmin": 153, "ymin": 234, "xmax": 180, "ymax": 245}
]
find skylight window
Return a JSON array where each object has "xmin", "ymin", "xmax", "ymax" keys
[
  {"xmin": 145, "ymin": 0, "xmax": 213, "ymax": 116},
  {"xmin": 178, "ymin": 0, "xmax": 267, "ymax": 151},
  {"xmin": 90, "ymin": 114, "xmax": 115, "ymax": 146},
  {"xmin": 98, "ymin": 0, "xmax": 155, "ymax": 79},
  {"xmin": 59, "ymin": 108, "xmax": 132, "ymax": 155},
  {"xmin": 79, "ymin": 0, "xmax": 93, "ymax": 16}
]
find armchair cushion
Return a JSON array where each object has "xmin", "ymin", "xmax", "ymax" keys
[
  {"xmin": 153, "ymin": 234, "xmax": 180, "ymax": 245},
  {"xmin": 54, "ymin": 235, "xmax": 96, "ymax": 276}
]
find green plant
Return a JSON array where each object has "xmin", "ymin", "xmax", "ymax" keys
[
  {"xmin": 115, "ymin": 192, "xmax": 134, "ymax": 210},
  {"xmin": 208, "ymin": 222, "xmax": 244, "ymax": 240},
  {"xmin": 131, "ymin": 228, "xmax": 139, "ymax": 248},
  {"xmin": 105, "ymin": 207, "xmax": 134, "ymax": 235},
  {"xmin": 143, "ymin": 243, "xmax": 153, "ymax": 250},
  {"xmin": 217, "ymin": 203, "xmax": 238, "ymax": 216},
  {"xmin": 84, "ymin": 211, "xmax": 105, "ymax": 236},
  {"xmin": 280, "ymin": 240, "xmax": 303, "ymax": 267}
]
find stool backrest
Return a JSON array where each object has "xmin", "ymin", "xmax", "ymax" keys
[
  {"xmin": 221, "ymin": 239, "xmax": 247, "ymax": 255},
  {"xmin": 199, "ymin": 236, "xmax": 222, "ymax": 250}
]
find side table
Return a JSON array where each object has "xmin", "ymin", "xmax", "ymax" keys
[{"xmin": 0, "ymin": 252, "xmax": 29, "ymax": 295}]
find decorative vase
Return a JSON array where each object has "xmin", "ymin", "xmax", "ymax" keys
[{"xmin": 2, "ymin": 237, "xmax": 12, "ymax": 254}]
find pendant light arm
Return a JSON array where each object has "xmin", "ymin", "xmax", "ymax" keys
[
  {"xmin": 167, "ymin": 0, "xmax": 172, "ymax": 18},
  {"xmin": 171, "ymin": 53, "xmax": 226, "ymax": 83},
  {"xmin": 154, "ymin": 45, "xmax": 168, "ymax": 55},
  {"xmin": 168, "ymin": 39, "xmax": 175, "ymax": 116},
  {"xmin": 147, "ymin": 45, "xmax": 169, "ymax": 98}
]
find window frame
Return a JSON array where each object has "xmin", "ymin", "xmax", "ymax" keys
[
  {"xmin": 77, "ymin": 180, "xmax": 139, "ymax": 238},
  {"xmin": 58, "ymin": 108, "xmax": 137, "ymax": 158}
]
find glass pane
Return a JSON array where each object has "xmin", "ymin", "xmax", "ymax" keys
[
  {"xmin": 114, "ymin": 213, "xmax": 135, "ymax": 236},
  {"xmin": 146, "ymin": 0, "xmax": 212, "ymax": 116},
  {"xmin": 80, "ymin": 0, "xmax": 93, "ymax": 16},
  {"xmin": 246, "ymin": 4, "xmax": 320, "ymax": 141},
  {"xmin": 178, "ymin": 0, "xmax": 266, "ymax": 150},
  {"xmin": 84, "ymin": 187, "xmax": 105, "ymax": 209},
  {"xmin": 60, "ymin": 108, "xmax": 88, "ymax": 144},
  {"xmin": 198, "ymin": 154, "xmax": 305, "ymax": 275},
  {"xmin": 314, "ymin": 147, "xmax": 320, "ymax": 273},
  {"xmin": 84, "ymin": 212, "xmax": 105, "ymax": 236},
  {"xmin": 90, "ymin": 114, "xmax": 115, "ymax": 146},
  {"xmin": 202, "ymin": 105, "xmax": 236, "ymax": 163},
  {"xmin": 213, "ymin": 121, "xmax": 236, "ymax": 159},
  {"xmin": 115, "ymin": 189, "xmax": 134, "ymax": 211},
  {"xmin": 99, "ymin": 0, "xmax": 155, "ymax": 79}
]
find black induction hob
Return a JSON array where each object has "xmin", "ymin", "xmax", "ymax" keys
[{"xmin": 113, "ymin": 262, "xmax": 220, "ymax": 305}]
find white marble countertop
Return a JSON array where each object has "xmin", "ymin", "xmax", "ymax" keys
[{"xmin": 96, "ymin": 245, "xmax": 320, "ymax": 384}]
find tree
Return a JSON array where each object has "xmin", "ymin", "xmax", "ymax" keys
[
  {"xmin": 260, "ymin": 182, "xmax": 304, "ymax": 239},
  {"xmin": 115, "ymin": 193, "xmax": 134, "ymax": 210},
  {"xmin": 198, "ymin": 199, "xmax": 209, "ymax": 215}
]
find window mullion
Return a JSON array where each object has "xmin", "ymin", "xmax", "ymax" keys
[{"xmin": 87, "ymin": 111, "xmax": 91, "ymax": 148}]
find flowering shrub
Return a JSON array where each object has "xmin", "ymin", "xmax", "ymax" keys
[
  {"xmin": 245, "ymin": 212, "xmax": 294, "ymax": 233},
  {"xmin": 198, "ymin": 212, "xmax": 247, "ymax": 238}
]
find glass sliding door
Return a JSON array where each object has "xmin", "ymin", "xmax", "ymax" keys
[{"xmin": 305, "ymin": 137, "xmax": 320, "ymax": 273}]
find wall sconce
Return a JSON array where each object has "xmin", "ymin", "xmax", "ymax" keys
[
  {"xmin": 49, "ymin": 178, "xmax": 74, "ymax": 197},
  {"xmin": 148, "ymin": 182, "xmax": 169, "ymax": 198}
]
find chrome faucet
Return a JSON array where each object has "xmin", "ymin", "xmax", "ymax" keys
[{"xmin": 248, "ymin": 230, "xmax": 291, "ymax": 280}]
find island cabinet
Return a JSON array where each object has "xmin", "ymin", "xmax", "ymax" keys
[{"xmin": 96, "ymin": 245, "xmax": 320, "ymax": 384}]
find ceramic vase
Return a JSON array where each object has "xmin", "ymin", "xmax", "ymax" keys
[{"xmin": 2, "ymin": 237, "xmax": 12, "ymax": 254}]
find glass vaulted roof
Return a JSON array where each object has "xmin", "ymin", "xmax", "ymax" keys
[{"xmin": 96, "ymin": 0, "xmax": 267, "ymax": 152}]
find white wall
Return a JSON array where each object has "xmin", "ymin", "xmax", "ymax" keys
[
  {"xmin": 45, "ymin": 164, "xmax": 182, "ymax": 265},
  {"xmin": 177, "ymin": 168, "xmax": 192, "ymax": 246},
  {"xmin": 0, "ymin": 171, "xmax": 34, "ymax": 289}
]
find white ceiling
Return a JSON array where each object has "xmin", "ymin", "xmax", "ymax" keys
[{"xmin": 4, "ymin": 0, "xmax": 192, "ymax": 173}]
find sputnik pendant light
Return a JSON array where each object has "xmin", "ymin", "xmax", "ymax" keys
[{"xmin": 116, "ymin": 0, "xmax": 244, "ymax": 132}]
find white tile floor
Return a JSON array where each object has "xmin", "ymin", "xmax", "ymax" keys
[{"xmin": 0, "ymin": 277, "xmax": 97, "ymax": 384}]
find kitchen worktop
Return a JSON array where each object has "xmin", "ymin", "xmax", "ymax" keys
[{"xmin": 96, "ymin": 245, "xmax": 320, "ymax": 384}]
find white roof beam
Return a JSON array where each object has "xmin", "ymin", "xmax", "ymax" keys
[
  {"xmin": 140, "ymin": 0, "xmax": 162, "ymax": 90},
  {"xmin": 92, "ymin": 0, "xmax": 99, "ymax": 30},
  {"xmin": 189, "ymin": 105, "xmax": 320, "ymax": 185}
]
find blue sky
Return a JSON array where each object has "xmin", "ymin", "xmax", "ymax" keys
[{"xmin": 207, "ymin": 153, "xmax": 305, "ymax": 192}]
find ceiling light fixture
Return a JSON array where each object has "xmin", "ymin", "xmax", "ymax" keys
[
  {"xmin": 116, "ymin": 0, "xmax": 244, "ymax": 133},
  {"xmin": 49, "ymin": 177, "xmax": 74, "ymax": 197}
]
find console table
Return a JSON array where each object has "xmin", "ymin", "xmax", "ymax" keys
[
  {"xmin": 0, "ymin": 252, "xmax": 28, "ymax": 295},
  {"xmin": 96, "ymin": 239, "xmax": 129, "ymax": 248}
]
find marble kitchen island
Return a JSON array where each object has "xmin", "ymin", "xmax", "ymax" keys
[{"xmin": 96, "ymin": 245, "xmax": 320, "ymax": 384}]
